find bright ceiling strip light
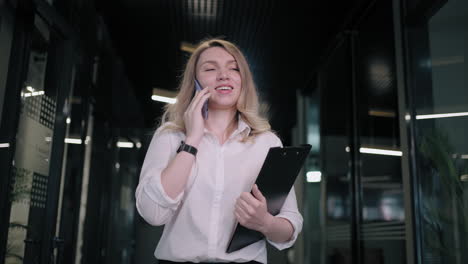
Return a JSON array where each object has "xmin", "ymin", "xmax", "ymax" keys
[
  {"xmin": 151, "ymin": 95, "xmax": 177, "ymax": 104},
  {"xmin": 65, "ymin": 138, "xmax": 82, "ymax": 144},
  {"xmin": 23, "ymin": 91, "xmax": 45, "ymax": 97},
  {"xmin": 360, "ymin": 147, "xmax": 402, "ymax": 156},
  {"xmin": 117, "ymin": 141, "xmax": 134, "ymax": 148},
  {"xmin": 0, "ymin": 143, "xmax": 10, "ymax": 148},
  {"xmin": 416, "ymin": 112, "xmax": 468, "ymax": 120},
  {"xmin": 306, "ymin": 171, "xmax": 322, "ymax": 183}
]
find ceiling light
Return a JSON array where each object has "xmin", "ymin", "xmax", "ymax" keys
[
  {"xmin": 306, "ymin": 171, "xmax": 322, "ymax": 183},
  {"xmin": 117, "ymin": 141, "xmax": 134, "ymax": 148},
  {"xmin": 416, "ymin": 112, "xmax": 468, "ymax": 120},
  {"xmin": 368, "ymin": 110, "xmax": 396, "ymax": 118},
  {"xmin": 23, "ymin": 91, "xmax": 45, "ymax": 97},
  {"xmin": 152, "ymin": 88, "xmax": 177, "ymax": 104},
  {"xmin": 65, "ymin": 138, "xmax": 82, "ymax": 144},
  {"xmin": 360, "ymin": 147, "xmax": 402, "ymax": 156},
  {"xmin": 180, "ymin": 41, "xmax": 196, "ymax": 53},
  {"xmin": 0, "ymin": 143, "xmax": 10, "ymax": 148},
  {"xmin": 152, "ymin": 95, "xmax": 177, "ymax": 104}
]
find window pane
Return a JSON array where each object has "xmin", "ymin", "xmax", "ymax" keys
[{"xmin": 407, "ymin": 0, "xmax": 468, "ymax": 263}]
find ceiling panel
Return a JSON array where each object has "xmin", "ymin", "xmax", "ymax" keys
[{"xmin": 96, "ymin": 0, "xmax": 357, "ymax": 138}]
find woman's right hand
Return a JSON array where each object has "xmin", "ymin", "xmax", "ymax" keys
[{"xmin": 183, "ymin": 86, "xmax": 211, "ymax": 147}]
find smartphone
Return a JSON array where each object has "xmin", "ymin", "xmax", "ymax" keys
[{"xmin": 195, "ymin": 79, "xmax": 208, "ymax": 119}]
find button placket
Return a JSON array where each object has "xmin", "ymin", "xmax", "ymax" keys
[{"xmin": 208, "ymin": 143, "xmax": 225, "ymax": 257}]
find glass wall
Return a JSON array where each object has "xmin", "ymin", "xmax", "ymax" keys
[
  {"xmin": 404, "ymin": 0, "xmax": 468, "ymax": 263},
  {"xmin": 4, "ymin": 14, "xmax": 57, "ymax": 264},
  {"xmin": 319, "ymin": 1, "xmax": 407, "ymax": 263},
  {"xmin": 355, "ymin": 1, "xmax": 406, "ymax": 263},
  {"xmin": 320, "ymin": 37, "xmax": 354, "ymax": 263},
  {"xmin": 0, "ymin": 1, "xmax": 15, "ymax": 122}
]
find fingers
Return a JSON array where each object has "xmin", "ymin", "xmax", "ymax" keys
[
  {"xmin": 237, "ymin": 197, "xmax": 255, "ymax": 215},
  {"xmin": 235, "ymin": 203, "xmax": 249, "ymax": 219},
  {"xmin": 193, "ymin": 90, "xmax": 211, "ymax": 113},
  {"xmin": 239, "ymin": 192, "xmax": 258, "ymax": 207},
  {"xmin": 252, "ymin": 184, "xmax": 266, "ymax": 202},
  {"xmin": 187, "ymin": 86, "xmax": 211, "ymax": 113}
]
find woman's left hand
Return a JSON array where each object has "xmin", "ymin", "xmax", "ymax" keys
[{"xmin": 235, "ymin": 184, "xmax": 274, "ymax": 234}]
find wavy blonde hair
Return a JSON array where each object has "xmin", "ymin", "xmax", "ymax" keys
[{"xmin": 160, "ymin": 38, "xmax": 271, "ymax": 141}]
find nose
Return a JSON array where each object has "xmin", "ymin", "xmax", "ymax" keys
[{"xmin": 217, "ymin": 69, "xmax": 229, "ymax": 81}]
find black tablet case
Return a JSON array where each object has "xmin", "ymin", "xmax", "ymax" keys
[{"xmin": 226, "ymin": 144, "xmax": 312, "ymax": 253}]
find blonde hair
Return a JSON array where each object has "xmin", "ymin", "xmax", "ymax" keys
[{"xmin": 160, "ymin": 38, "xmax": 271, "ymax": 141}]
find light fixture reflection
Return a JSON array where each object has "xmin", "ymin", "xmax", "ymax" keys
[
  {"xmin": 151, "ymin": 95, "xmax": 177, "ymax": 104},
  {"xmin": 65, "ymin": 138, "xmax": 82, "ymax": 144},
  {"xmin": 416, "ymin": 112, "xmax": 468, "ymax": 120},
  {"xmin": 117, "ymin": 141, "xmax": 134, "ymax": 148},
  {"xmin": 306, "ymin": 171, "xmax": 322, "ymax": 183},
  {"xmin": 23, "ymin": 91, "xmax": 45, "ymax": 97},
  {"xmin": 360, "ymin": 147, "xmax": 402, "ymax": 156}
]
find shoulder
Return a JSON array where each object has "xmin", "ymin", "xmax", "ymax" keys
[
  {"xmin": 253, "ymin": 130, "xmax": 283, "ymax": 147},
  {"xmin": 152, "ymin": 122, "xmax": 184, "ymax": 142}
]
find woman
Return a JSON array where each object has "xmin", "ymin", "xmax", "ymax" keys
[{"xmin": 135, "ymin": 38, "xmax": 303, "ymax": 264}]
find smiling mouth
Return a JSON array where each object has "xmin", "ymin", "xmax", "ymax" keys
[{"xmin": 215, "ymin": 86, "xmax": 233, "ymax": 91}]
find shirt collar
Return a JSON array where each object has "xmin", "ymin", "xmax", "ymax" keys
[{"xmin": 235, "ymin": 114, "xmax": 251, "ymax": 137}]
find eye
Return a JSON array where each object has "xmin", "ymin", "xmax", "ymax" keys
[
  {"xmin": 204, "ymin": 68, "xmax": 215, "ymax": 71},
  {"xmin": 231, "ymin": 68, "xmax": 240, "ymax": 72}
]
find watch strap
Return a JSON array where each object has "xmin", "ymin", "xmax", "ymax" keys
[{"xmin": 177, "ymin": 141, "xmax": 198, "ymax": 156}]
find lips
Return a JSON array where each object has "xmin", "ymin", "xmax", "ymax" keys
[{"xmin": 215, "ymin": 84, "xmax": 233, "ymax": 91}]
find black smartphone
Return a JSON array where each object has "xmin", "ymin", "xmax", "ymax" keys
[{"xmin": 195, "ymin": 79, "xmax": 208, "ymax": 119}]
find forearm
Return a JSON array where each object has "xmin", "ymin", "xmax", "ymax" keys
[
  {"xmin": 160, "ymin": 138, "xmax": 199, "ymax": 199},
  {"xmin": 262, "ymin": 215, "xmax": 295, "ymax": 243},
  {"xmin": 160, "ymin": 153, "xmax": 195, "ymax": 199}
]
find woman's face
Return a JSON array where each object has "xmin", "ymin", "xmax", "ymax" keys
[{"xmin": 195, "ymin": 47, "xmax": 242, "ymax": 111}]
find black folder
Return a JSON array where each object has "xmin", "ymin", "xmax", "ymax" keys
[{"xmin": 226, "ymin": 144, "xmax": 312, "ymax": 253}]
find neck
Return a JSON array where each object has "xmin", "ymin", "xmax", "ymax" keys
[{"xmin": 205, "ymin": 108, "xmax": 238, "ymax": 144}]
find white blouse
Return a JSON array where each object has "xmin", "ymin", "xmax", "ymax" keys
[{"xmin": 135, "ymin": 118, "xmax": 303, "ymax": 263}]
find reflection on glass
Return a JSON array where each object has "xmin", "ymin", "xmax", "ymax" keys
[
  {"xmin": 4, "ymin": 15, "xmax": 56, "ymax": 264},
  {"xmin": 356, "ymin": 1, "xmax": 406, "ymax": 263},
  {"xmin": 407, "ymin": 0, "xmax": 468, "ymax": 263}
]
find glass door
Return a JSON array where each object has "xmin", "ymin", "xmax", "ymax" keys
[
  {"xmin": 354, "ymin": 1, "xmax": 406, "ymax": 263},
  {"xmin": 4, "ymin": 13, "xmax": 56, "ymax": 264},
  {"xmin": 3, "ymin": 2, "xmax": 75, "ymax": 262},
  {"xmin": 403, "ymin": 0, "xmax": 468, "ymax": 263}
]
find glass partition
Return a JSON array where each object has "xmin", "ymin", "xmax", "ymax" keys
[
  {"xmin": 4, "ymin": 14, "xmax": 58, "ymax": 264},
  {"xmin": 355, "ymin": 1, "xmax": 406, "ymax": 263},
  {"xmin": 404, "ymin": 0, "xmax": 468, "ymax": 263}
]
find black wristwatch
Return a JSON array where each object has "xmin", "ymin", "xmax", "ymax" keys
[{"xmin": 177, "ymin": 141, "xmax": 198, "ymax": 156}]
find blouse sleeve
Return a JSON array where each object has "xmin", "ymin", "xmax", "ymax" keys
[
  {"xmin": 267, "ymin": 187, "xmax": 304, "ymax": 250},
  {"xmin": 135, "ymin": 129, "xmax": 184, "ymax": 226},
  {"xmin": 266, "ymin": 133, "xmax": 304, "ymax": 250}
]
